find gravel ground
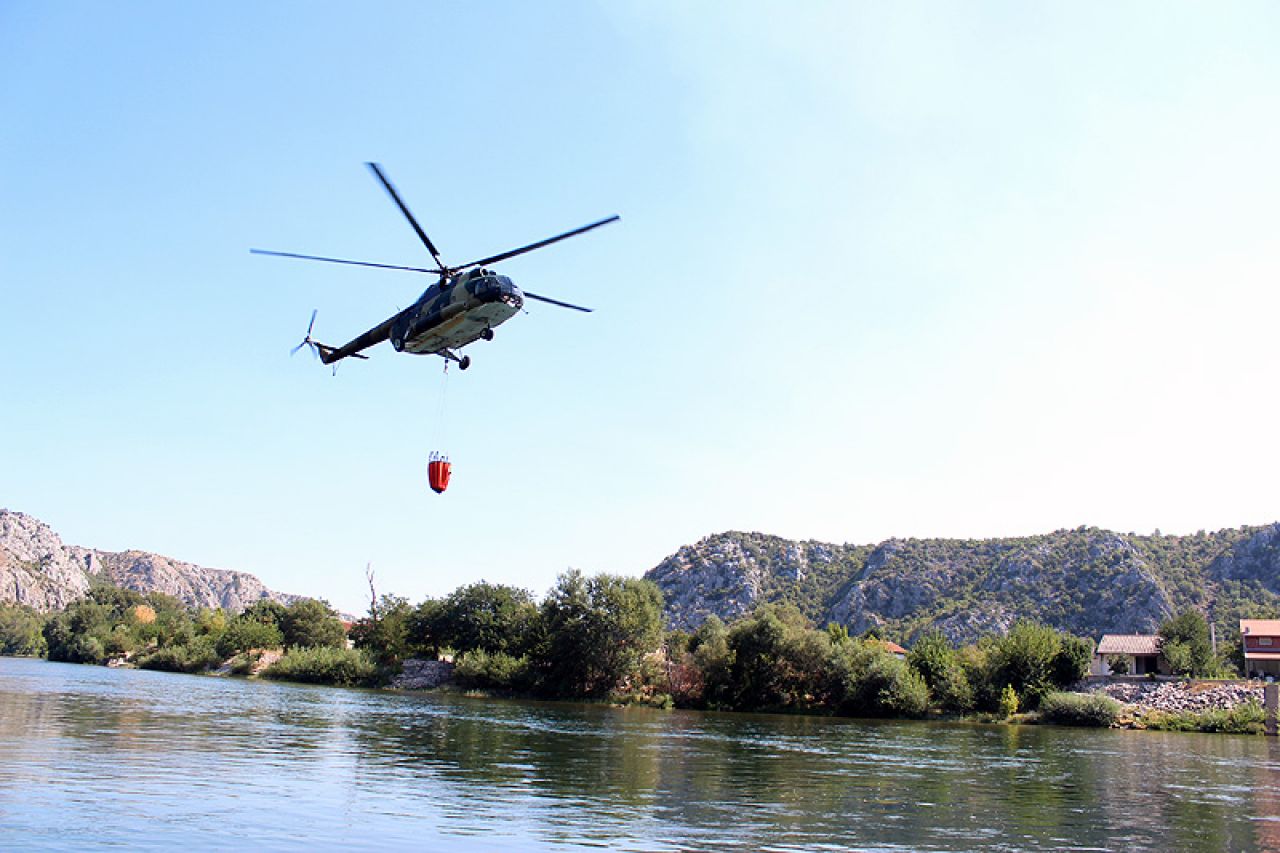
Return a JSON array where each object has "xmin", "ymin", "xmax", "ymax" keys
[{"xmin": 1082, "ymin": 680, "xmax": 1267, "ymax": 713}]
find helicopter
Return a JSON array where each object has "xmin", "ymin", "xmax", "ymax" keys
[{"xmin": 252, "ymin": 163, "xmax": 618, "ymax": 370}]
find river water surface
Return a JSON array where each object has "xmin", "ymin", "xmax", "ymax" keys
[{"xmin": 1, "ymin": 657, "xmax": 1278, "ymax": 851}]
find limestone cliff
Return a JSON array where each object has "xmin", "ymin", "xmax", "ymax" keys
[
  {"xmin": 0, "ymin": 509, "xmax": 299, "ymax": 613},
  {"xmin": 646, "ymin": 525, "xmax": 1280, "ymax": 644}
]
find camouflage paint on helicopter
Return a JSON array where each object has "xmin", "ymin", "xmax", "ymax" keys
[
  {"xmin": 254, "ymin": 163, "xmax": 615, "ymax": 372},
  {"xmin": 391, "ymin": 268, "xmax": 523, "ymax": 355}
]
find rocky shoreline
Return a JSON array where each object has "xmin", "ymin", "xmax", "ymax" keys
[
  {"xmin": 1081, "ymin": 679, "xmax": 1266, "ymax": 714},
  {"xmin": 389, "ymin": 658, "xmax": 455, "ymax": 690}
]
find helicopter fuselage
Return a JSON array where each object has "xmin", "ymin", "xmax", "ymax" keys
[{"xmin": 390, "ymin": 268, "xmax": 523, "ymax": 355}]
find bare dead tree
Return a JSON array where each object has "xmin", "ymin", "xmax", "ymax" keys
[{"xmin": 366, "ymin": 562, "xmax": 378, "ymax": 624}]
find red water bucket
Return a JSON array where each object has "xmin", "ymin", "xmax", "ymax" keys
[{"xmin": 427, "ymin": 453, "xmax": 452, "ymax": 494}]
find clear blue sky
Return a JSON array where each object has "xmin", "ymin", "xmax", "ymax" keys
[{"xmin": 3, "ymin": 2, "xmax": 1278, "ymax": 615}]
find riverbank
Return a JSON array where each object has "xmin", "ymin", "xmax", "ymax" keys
[
  {"xmin": 1084, "ymin": 679, "xmax": 1266, "ymax": 714},
  {"xmin": 381, "ymin": 655, "xmax": 1276, "ymax": 735},
  {"xmin": 10, "ymin": 581, "xmax": 1276, "ymax": 734}
]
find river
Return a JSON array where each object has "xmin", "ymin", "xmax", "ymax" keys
[{"xmin": 1, "ymin": 657, "xmax": 1277, "ymax": 850}]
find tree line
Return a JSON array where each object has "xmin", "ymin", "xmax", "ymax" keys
[{"xmin": 0, "ymin": 573, "xmax": 1245, "ymax": 721}]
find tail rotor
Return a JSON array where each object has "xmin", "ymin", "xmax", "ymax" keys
[{"xmin": 291, "ymin": 309, "xmax": 320, "ymax": 359}]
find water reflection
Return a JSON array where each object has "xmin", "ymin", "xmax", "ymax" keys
[{"xmin": 0, "ymin": 657, "xmax": 1272, "ymax": 851}]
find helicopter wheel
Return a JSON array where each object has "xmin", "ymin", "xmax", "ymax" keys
[
  {"xmin": 480, "ymin": 328, "xmax": 494, "ymax": 341},
  {"xmin": 459, "ymin": 356, "xmax": 471, "ymax": 371}
]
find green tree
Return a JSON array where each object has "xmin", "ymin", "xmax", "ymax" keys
[
  {"xmin": 907, "ymin": 630, "xmax": 972, "ymax": 714},
  {"xmin": 216, "ymin": 614, "xmax": 285, "ymax": 658},
  {"xmin": 280, "ymin": 599, "xmax": 346, "ymax": 650},
  {"xmin": 405, "ymin": 598, "xmax": 444, "ymax": 655},
  {"xmin": 434, "ymin": 582, "xmax": 537, "ymax": 656},
  {"xmin": 534, "ymin": 570, "xmax": 664, "ymax": 697},
  {"xmin": 691, "ymin": 615, "xmax": 734, "ymax": 708},
  {"xmin": 1158, "ymin": 609, "xmax": 1217, "ymax": 678},
  {"xmin": 1052, "ymin": 633, "xmax": 1094, "ymax": 685},
  {"xmin": 242, "ymin": 599, "xmax": 288, "ymax": 629},
  {"xmin": 724, "ymin": 605, "xmax": 792, "ymax": 709},
  {"xmin": 907, "ymin": 630, "xmax": 954, "ymax": 688},
  {"xmin": 88, "ymin": 584, "xmax": 145, "ymax": 611},
  {"xmin": 828, "ymin": 638, "xmax": 929, "ymax": 718},
  {"xmin": 349, "ymin": 594, "xmax": 413, "ymax": 665},
  {"xmin": 957, "ymin": 642, "xmax": 1000, "ymax": 711},
  {"xmin": 0, "ymin": 603, "xmax": 48, "ymax": 656},
  {"xmin": 43, "ymin": 599, "xmax": 112, "ymax": 663},
  {"xmin": 988, "ymin": 620, "xmax": 1063, "ymax": 709}
]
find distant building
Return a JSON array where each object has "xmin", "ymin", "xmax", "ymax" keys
[
  {"xmin": 879, "ymin": 640, "xmax": 908, "ymax": 659},
  {"xmin": 1240, "ymin": 619, "xmax": 1280, "ymax": 679},
  {"xmin": 1092, "ymin": 634, "xmax": 1169, "ymax": 676}
]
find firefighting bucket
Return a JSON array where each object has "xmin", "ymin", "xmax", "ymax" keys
[{"xmin": 427, "ymin": 452, "xmax": 452, "ymax": 494}]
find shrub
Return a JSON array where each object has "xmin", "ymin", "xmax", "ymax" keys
[
  {"xmin": 128, "ymin": 604, "xmax": 157, "ymax": 625},
  {"xmin": 931, "ymin": 664, "xmax": 975, "ymax": 714},
  {"xmin": 831, "ymin": 641, "xmax": 930, "ymax": 718},
  {"xmin": 1144, "ymin": 700, "xmax": 1265, "ymax": 735},
  {"xmin": 454, "ymin": 649, "xmax": 531, "ymax": 690},
  {"xmin": 137, "ymin": 636, "xmax": 220, "ymax": 673},
  {"xmin": 663, "ymin": 656, "xmax": 706, "ymax": 707},
  {"xmin": 877, "ymin": 662, "xmax": 930, "ymax": 718},
  {"xmin": 262, "ymin": 646, "xmax": 376, "ymax": 687},
  {"xmin": 227, "ymin": 652, "xmax": 259, "ymax": 676},
  {"xmin": 998, "ymin": 685, "xmax": 1019, "ymax": 718},
  {"xmin": 1039, "ymin": 692, "xmax": 1122, "ymax": 727}
]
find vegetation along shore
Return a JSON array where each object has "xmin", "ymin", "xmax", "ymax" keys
[{"xmin": 1, "ymin": 573, "xmax": 1269, "ymax": 735}]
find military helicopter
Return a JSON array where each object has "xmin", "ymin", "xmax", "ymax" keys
[{"xmin": 252, "ymin": 163, "xmax": 618, "ymax": 370}]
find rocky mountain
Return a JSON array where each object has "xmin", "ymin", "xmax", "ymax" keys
[
  {"xmin": 0, "ymin": 509, "xmax": 299, "ymax": 613},
  {"xmin": 646, "ymin": 525, "xmax": 1280, "ymax": 644}
]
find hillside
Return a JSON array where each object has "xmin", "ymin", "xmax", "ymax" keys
[
  {"xmin": 0, "ymin": 509, "xmax": 299, "ymax": 613},
  {"xmin": 645, "ymin": 525, "xmax": 1280, "ymax": 644}
]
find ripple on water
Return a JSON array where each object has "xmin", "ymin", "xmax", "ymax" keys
[{"xmin": 1, "ymin": 657, "xmax": 1275, "ymax": 852}]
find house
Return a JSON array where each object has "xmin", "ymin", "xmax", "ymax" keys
[
  {"xmin": 880, "ymin": 640, "xmax": 908, "ymax": 660},
  {"xmin": 1092, "ymin": 634, "xmax": 1169, "ymax": 676},
  {"xmin": 1240, "ymin": 619, "xmax": 1280, "ymax": 680}
]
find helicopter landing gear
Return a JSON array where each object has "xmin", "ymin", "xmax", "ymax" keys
[
  {"xmin": 438, "ymin": 348, "xmax": 471, "ymax": 370},
  {"xmin": 480, "ymin": 327, "xmax": 494, "ymax": 341}
]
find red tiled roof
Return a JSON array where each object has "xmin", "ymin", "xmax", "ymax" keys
[
  {"xmin": 881, "ymin": 641, "xmax": 908, "ymax": 655},
  {"xmin": 1096, "ymin": 634, "xmax": 1161, "ymax": 656},
  {"xmin": 1240, "ymin": 619, "xmax": 1280, "ymax": 635}
]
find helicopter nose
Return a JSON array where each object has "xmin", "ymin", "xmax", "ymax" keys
[
  {"xmin": 484, "ymin": 276, "xmax": 522, "ymax": 308},
  {"xmin": 501, "ymin": 280, "xmax": 524, "ymax": 309}
]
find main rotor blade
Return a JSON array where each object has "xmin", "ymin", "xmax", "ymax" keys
[
  {"xmin": 251, "ymin": 249, "xmax": 444, "ymax": 275},
  {"xmin": 455, "ymin": 215, "xmax": 620, "ymax": 271},
  {"xmin": 366, "ymin": 162, "xmax": 446, "ymax": 269},
  {"xmin": 523, "ymin": 291, "xmax": 593, "ymax": 313}
]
